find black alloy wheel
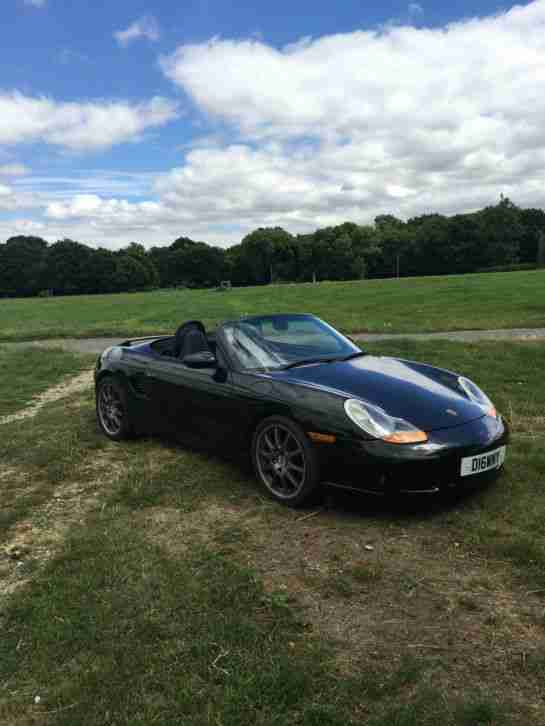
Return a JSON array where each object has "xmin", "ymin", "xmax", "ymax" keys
[
  {"xmin": 96, "ymin": 377, "xmax": 133, "ymax": 441},
  {"xmin": 252, "ymin": 416, "xmax": 320, "ymax": 507}
]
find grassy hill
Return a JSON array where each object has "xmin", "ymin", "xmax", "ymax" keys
[{"xmin": 1, "ymin": 268, "xmax": 544, "ymax": 342}]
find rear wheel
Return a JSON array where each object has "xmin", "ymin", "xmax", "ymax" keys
[
  {"xmin": 96, "ymin": 377, "xmax": 134, "ymax": 441},
  {"xmin": 252, "ymin": 416, "xmax": 320, "ymax": 507}
]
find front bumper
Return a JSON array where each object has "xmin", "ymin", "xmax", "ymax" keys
[{"xmin": 320, "ymin": 414, "xmax": 509, "ymax": 495}]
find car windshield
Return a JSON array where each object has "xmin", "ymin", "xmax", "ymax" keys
[{"xmin": 221, "ymin": 314, "xmax": 362, "ymax": 371}]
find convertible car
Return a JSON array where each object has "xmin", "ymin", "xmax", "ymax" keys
[{"xmin": 95, "ymin": 313, "xmax": 508, "ymax": 506}]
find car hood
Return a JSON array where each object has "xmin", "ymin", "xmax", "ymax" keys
[{"xmin": 271, "ymin": 355, "xmax": 487, "ymax": 432}]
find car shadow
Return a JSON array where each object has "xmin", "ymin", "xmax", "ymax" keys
[
  {"xmin": 319, "ymin": 479, "xmax": 494, "ymax": 523},
  {"xmin": 156, "ymin": 428, "xmax": 496, "ymax": 522}
]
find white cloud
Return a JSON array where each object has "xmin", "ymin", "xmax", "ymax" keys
[
  {"xmin": 160, "ymin": 2, "xmax": 545, "ymax": 226},
  {"xmin": 34, "ymin": 134, "xmax": 545, "ymax": 249},
  {"xmin": 23, "ymin": 0, "xmax": 47, "ymax": 7},
  {"xmin": 0, "ymin": 93, "xmax": 178, "ymax": 151},
  {"xmin": 6, "ymin": 1, "xmax": 545, "ymax": 248},
  {"xmin": 114, "ymin": 16, "xmax": 160, "ymax": 47},
  {"xmin": 0, "ymin": 182, "xmax": 40, "ymax": 212},
  {"xmin": 0, "ymin": 163, "xmax": 29, "ymax": 177},
  {"xmin": 46, "ymin": 194, "xmax": 163, "ymax": 222},
  {"xmin": 12, "ymin": 170, "xmax": 162, "ymax": 200},
  {"xmin": 0, "ymin": 184, "xmax": 15, "ymax": 210},
  {"xmin": 161, "ymin": 3, "xmax": 545, "ymax": 150},
  {"xmin": 3, "ymin": 219, "xmax": 45, "ymax": 234}
]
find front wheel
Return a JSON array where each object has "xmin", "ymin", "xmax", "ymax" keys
[
  {"xmin": 252, "ymin": 416, "xmax": 320, "ymax": 507},
  {"xmin": 96, "ymin": 377, "xmax": 134, "ymax": 441}
]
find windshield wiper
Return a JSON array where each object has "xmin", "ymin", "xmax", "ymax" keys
[
  {"xmin": 281, "ymin": 351, "xmax": 366, "ymax": 370},
  {"xmin": 281, "ymin": 357, "xmax": 334, "ymax": 370}
]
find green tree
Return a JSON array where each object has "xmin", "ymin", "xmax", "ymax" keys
[
  {"xmin": 148, "ymin": 246, "xmax": 175, "ymax": 287},
  {"xmin": 0, "ymin": 236, "xmax": 48, "ymax": 297},
  {"xmin": 171, "ymin": 243, "xmax": 226, "ymax": 288},
  {"xmin": 86, "ymin": 248, "xmax": 118, "ymax": 293},
  {"xmin": 444, "ymin": 214, "xmax": 482, "ymax": 273},
  {"xmin": 373, "ymin": 216, "xmax": 414, "ymax": 278},
  {"xmin": 124, "ymin": 242, "xmax": 159, "ymax": 288},
  {"xmin": 237, "ymin": 228, "xmax": 295, "ymax": 285},
  {"xmin": 44, "ymin": 239, "xmax": 94, "ymax": 295},
  {"xmin": 519, "ymin": 208, "xmax": 545, "ymax": 264},
  {"xmin": 113, "ymin": 255, "xmax": 151, "ymax": 291},
  {"xmin": 476, "ymin": 197, "xmax": 522, "ymax": 268},
  {"xmin": 537, "ymin": 231, "xmax": 545, "ymax": 268},
  {"xmin": 406, "ymin": 214, "xmax": 449, "ymax": 276},
  {"xmin": 296, "ymin": 224, "xmax": 369, "ymax": 282}
]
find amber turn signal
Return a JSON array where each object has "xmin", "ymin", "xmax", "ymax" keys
[
  {"xmin": 308, "ymin": 432, "xmax": 336, "ymax": 444},
  {"xmin": 382, "ymin": 430, "xmax": 428, "ymax": 444}
]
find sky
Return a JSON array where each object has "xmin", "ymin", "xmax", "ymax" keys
[{"xmin": 1, "ymin": 0, "xmax": 544, "ymax": 249}]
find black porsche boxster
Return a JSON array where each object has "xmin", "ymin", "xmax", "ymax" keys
[{"xmin": 95, "ymin": 313, "xmax": 508, "ymax": 506}]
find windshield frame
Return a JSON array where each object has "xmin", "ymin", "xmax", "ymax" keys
[{"xmin": 217, "ymin": 314, "xmax": 362, "ymax": 373}]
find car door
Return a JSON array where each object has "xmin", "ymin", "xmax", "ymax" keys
[
  {"xmin": 152, "ymin": 347, "xmax": 260, "ymax": 448},
  {"xmin": 122, "ymin": 349, "xmax": 166, "ymax": 432},
  {"xmin": 176, "ymin": 363, "xmax": 238, "ymax": 444},
  {"xmin": 140, "ymin": 355, "xmax": 196, "ymax": 436}
]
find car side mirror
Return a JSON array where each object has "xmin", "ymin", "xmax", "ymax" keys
[{"xmin": 182, "ymin": 351, "xmax": 217, "ymax": 368}]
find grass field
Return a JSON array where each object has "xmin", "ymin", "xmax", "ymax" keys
[
  {"xmin": 0, "ymin": 268, "xmax": 544, "ymax": 342},
  {"xmin": 1, "ymin": 339, "xmax": 544, "ymax": 724},
  {"xmin": 0, "ymin": 347, "xmax": 93, "ymax": 418}
]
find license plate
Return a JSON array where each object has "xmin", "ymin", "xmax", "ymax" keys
[{"xmin": 460, "ymin": 446, "xmax": 506, "ymax": 477}]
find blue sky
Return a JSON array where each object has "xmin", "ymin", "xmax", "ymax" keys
[{"xmin": 1, "ymin": 0, "xmax": 543, "ymax": 248}]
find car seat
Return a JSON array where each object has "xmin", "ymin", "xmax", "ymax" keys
[{"xmin": 173, "ymin": 321, "xmax": 210, "ymax": 359}]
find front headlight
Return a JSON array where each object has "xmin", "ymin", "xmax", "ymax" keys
[
  {"xmin": 458, "ymin": 377, "xmax": 497, "ymax": 418},
  {"xmin": 344, "ymin": 399, "xmax": 428, "ymax": 444}
]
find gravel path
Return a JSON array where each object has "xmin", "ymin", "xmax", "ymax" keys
[
  {"xmin": 0, "ymin": 369, "xmax": 93, "ymax": 426},
  {"xmin": 353, "ymin": 327, "xmax": 545, "ymax": 343},
  {"xmin": 2, "ymin": 327, "xmax": 545, "ymax": 354}
]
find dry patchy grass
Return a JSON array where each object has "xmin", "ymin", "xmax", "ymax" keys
[
  {"xmin": 138, "ymin": 495, "xmax": 545, "ymax": 723},
  {"xmin": 1, "ymin": 342, "xmax": 545, "ymax": 725}
]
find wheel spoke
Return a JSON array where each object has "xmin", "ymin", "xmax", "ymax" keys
[
  {"xmin": 264, "ymin": 433, "xmax": 275, "ymax": 451},
  {"xmin": 281, "ymin": 429, "xmax": 291, "ymax": 451},
  {"xmin": 287, "ymin": 462, "xmax": 304, "ymax": 473},
  {"xmin": 275, "ymin": 471, "xmax": 291, "ymax": 492},
  {"xmin": 284, "ymin": 470, "xmax": 299, "ymax": 489}
]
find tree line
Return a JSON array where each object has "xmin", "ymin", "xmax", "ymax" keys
[{"xmin": 1, "ymin": 197, "xmax": 544, "ymax": 298}]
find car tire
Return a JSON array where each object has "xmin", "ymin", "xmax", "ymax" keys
[
  {"xmin": 251, "ymin": 416, "xmax": 320, "ymax": 507},
  {"xmin": 96, "ymin": 376, "xmax": 134, "ymax": 441}
]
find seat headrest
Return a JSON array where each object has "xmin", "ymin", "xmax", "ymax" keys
[{"xmin": 174, "ymin": 320, "xmax": 209, "ymax": 358}]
